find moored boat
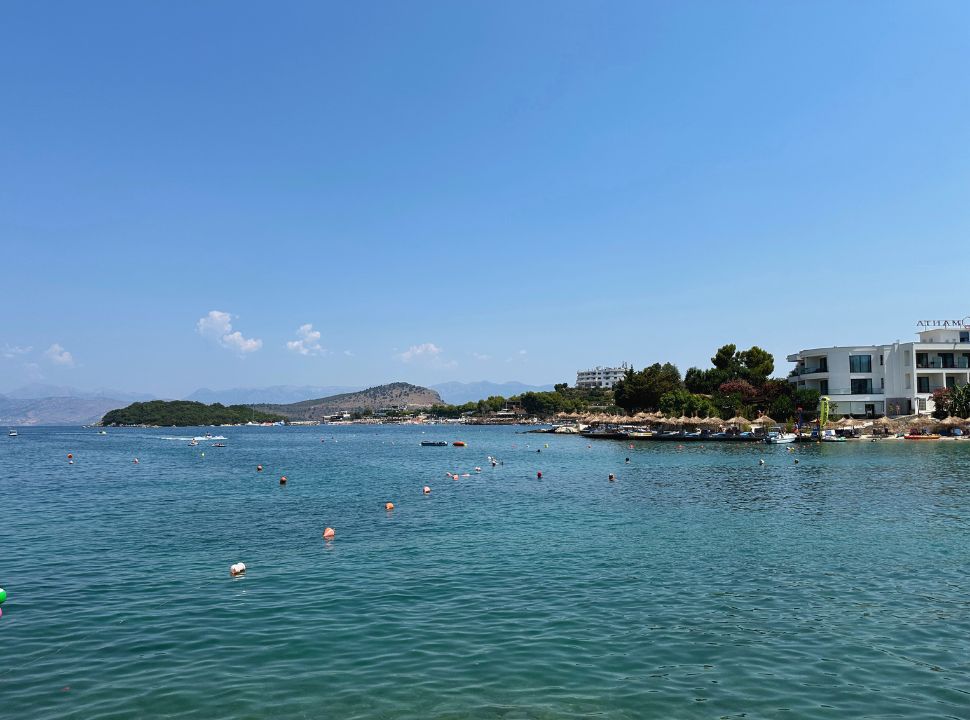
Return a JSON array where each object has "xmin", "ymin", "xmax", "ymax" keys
[
  {"xmin": 904, "ymin": 433, "xmax": 941, "ymax": 440},
  {"xmin": 452, "ymin": 441, "xmax": 466, "ymax": 447},
  {"xmin": 421, "ymin": 441, "xmax": 448, "ymax": 447},
  {"xmin": 764, "ymin": 426, "xmax": 797, "ymax": 444}
]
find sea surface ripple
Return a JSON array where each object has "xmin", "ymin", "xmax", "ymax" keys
[{"xmin": 1, "ymin": 426, "xmax": 969, "ymax": 719}]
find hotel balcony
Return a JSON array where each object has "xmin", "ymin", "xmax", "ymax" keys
[
  {"xmin": 916, "ymin": 358, "xmax": 970, "ymax": 369},
  {"xmin": 792, "ymin": 366, "xmax": 829, "ymax": 377},
  {"xmin": 827, "ymin": 388, "xmax": 885, "ymax": 396}
]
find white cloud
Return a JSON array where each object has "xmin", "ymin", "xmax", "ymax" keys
[
  {"xmin": 505, "ymin": 349, "xmax": 528, "ymax": 363},
  {"xmin": 286, "ymin": 323, "xmax": 326, "ymax": 356},
  {"xmin": 222, "ymin": 331, "xmax": 263, "ymax": 353},
  {"xmin": 196, "ymin": 310, "xmax": 262, "ymax": 354},
  {"xmin": 44, "ymin": 343, "xmax": 74, "ymax": 366},
  {"xmin": 2, "ymin": 344, "xmax": 32, "ymax": 359},
  {"xmin": 397, "ymin": 342, "xmax": 443, "ymax": 362},
  {"xmin": 396, "ymin": 342, "xmax": 456, "ymax": 368},
  {"xmin": 472, "ymin": 352, "xmax": 491, "ymax": 361},
  {"xmin": 343, "ymin": 350, "xmax": 354, "ymax": 357}
]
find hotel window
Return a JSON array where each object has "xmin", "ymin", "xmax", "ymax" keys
[
  {"xmin": 881, "ymin": 377, "xmax": 885, "ymax": 389},
  {"xmin": 879, "ymin": 354, "xmax": 883, "ymax": 366},
  {"xmin": 916, "ymin": 352, "xmax": 928, "ymax": 368},
  {"xmin": 947, "ymin": 377, "xmax": 956, "ymax": 389},
  {"xmin": 961, "ymin": 331, "xmax": 969, "ymax": 343},
  {"xmin": 849, "ymin": 355, "xmax": 871, "ymax": 373},
  {"xmin": 917, "ymin": 376, "xmax": 930, "ymax": 393},
  {"xmin": 940, "ymin": 353, "xmax": 955, "ymax": 369},
  {"xmin": 818, "ymin": 357, "xmax": 828, "ymax": 372},
  {"xmin": 819, "ymin": 379, "xmax": 828, "ymax": 395},
  {"xmin": 851, "ymin": 378, "xmax": 872, "ymax": 394}
]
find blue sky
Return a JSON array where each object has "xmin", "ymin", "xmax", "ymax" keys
[{"xmin": 3, "ymin": 1, "xmax": 969, "ymax": 398}]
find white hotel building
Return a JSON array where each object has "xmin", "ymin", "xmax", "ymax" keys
[
  {"xmin": 788, "ymin": 322, "xmax": 970, "ymax": 417},
  {"xmin": 576, "ymin": 364, "xmax": 630, "ymax": 389}
]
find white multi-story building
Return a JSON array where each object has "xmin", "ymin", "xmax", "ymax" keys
[
  {"xmin": 576, "ymin": 364, "xmax": 630, "ymax": 389},
  {"xmin": 788, "ymin": 322, "xmax": 970, "ymax": 417}
]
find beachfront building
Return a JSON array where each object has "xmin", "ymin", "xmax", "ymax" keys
[
  {"xmin": 788, "ymin": 324, "xmax": 970, "ymax": 417},
  {"xmin": 576, "ymin": 364, "xmax": 630, "ymax": 389}
]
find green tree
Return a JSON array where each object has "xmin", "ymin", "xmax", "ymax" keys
[
  {"xmin": 739, "ymin": 346, "xmax": 774, "ymax": 384},
  {"xmin": 614, "ymin": 363, "xmax": 683, "ymax": 412}
]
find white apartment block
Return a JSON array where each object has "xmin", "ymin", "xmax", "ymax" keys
[
  {"xmin": 788, "ymin": 322, "xmax": 970, "ymax": 417},
  {"xmin": 576, "ymin": 364, "xmax": 630, "ymax": 389}
]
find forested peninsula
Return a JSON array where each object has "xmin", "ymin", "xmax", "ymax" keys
[{"xmin": 101, "ymin": 401, "xmax": 285, "ymax": 427}]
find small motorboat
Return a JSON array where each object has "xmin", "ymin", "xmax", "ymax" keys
[
  {"xmin": 188, "ymin": 439, "xmax": 199, "ymax": 446},
  {"xmin": 7, "ymin": 429, "xmax": 17, "ymax": 437},
  {"xmin": 905, "ymin": 433, "xmax": 941, "ymax": 440},
  {"xmin": 98, "ymin": 430, "xmax": 108, "ymax": 435},
  {"xmin": 420, "ymin": 441, "xmax": 448, "ymax": 447},
  {"xmin": 764, "ymin": 427, "xmax": 797, "ymax": 444},
  {"xmin": 211, "ymin": 443, "xmax": 226, "ymax": 447},
  {"xmin": 452, "ymin": 441, "xmax": 467, "ymax": 447}
]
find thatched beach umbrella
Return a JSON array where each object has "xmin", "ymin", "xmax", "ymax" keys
[
  {"xmin": 699, "ymin": 416, "xmax": 723, "ymax": 428},
  {"xmin": 749, "ymin": 416, "xmax": 777, "ymax": 426},
  {"xmin": 726, "ymin": 415, "xmax": 749, "ymax": 427},
  {"xmin": 940, "ymin": 415, "xmax": 967, "ymax": 427},
  {"xmin": 908, "ymin": 415, "xmax": 937, "ymax": 427}
]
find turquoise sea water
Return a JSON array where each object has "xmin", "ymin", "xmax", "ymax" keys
[{"xmin": 1, "ymin": 425, "xmax": 969, "ymax": 719}]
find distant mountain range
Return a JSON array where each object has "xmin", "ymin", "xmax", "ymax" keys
[
  {"xmin": 430, "ymin": 381, "xmax": 556, "ymax": 404},
  {"xmin": 3, "ymin": 383, "xmax": 155, "ymax": 402},
  {"xmin": 0, "ymin": 395, "xmax": 128, "ymax": 426},
  {"xmin": 256, "ymin": 382, "xmax": 442, "ymax": 421},
  {"xmin": 185, "ymin": 385, "xmax": 363, "ymax": 405},
  {"xmin": 0, "ymin": 380, "xmax": 553, "ymax": 425}
]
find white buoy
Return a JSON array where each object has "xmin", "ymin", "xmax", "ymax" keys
[{"xmin": 230, "ymin": 562, "xmax": 246, "ymax": 577}]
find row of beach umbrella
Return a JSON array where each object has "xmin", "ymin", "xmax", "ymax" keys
[{"xmin": 560, "ymin": 411, "xmax": 968, "ymax": 430}]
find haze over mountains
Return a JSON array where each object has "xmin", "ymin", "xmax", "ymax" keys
[{"xmin": 0, "ymin": 380, "xmax": 555, "ymax": 425}]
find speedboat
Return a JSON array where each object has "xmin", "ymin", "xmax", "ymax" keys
[
  {"xmin": 7, "ymin": 429, "xmax": 17, "ymax": 437},
  {"xmin": 421, "ymin": 441, "xmax": 448, "ymax": 447},
  {"xmin": 764, "ymin": 427, "xmax": 797, "ymax": 444},
  {"xmin": 905, "ymin": 433, "xmax": 941, "ymax": 440}
]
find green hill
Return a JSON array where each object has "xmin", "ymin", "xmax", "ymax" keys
[
  {"xmin": 101, "ymin": 401, "xmax": 285, "ymax": 427},
  {"xmin": 256, "ymin": 382, "xmax": 441, "ymax": 420}
]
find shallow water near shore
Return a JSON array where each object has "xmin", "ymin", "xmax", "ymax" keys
[{"xmin": 2, "ymin": 425, "xmax": 969, "ymax": 719}]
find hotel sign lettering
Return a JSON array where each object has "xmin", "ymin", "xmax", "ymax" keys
[{"xmin": 916, "ymin": 316, "xmax": 970, "ymax": 329}]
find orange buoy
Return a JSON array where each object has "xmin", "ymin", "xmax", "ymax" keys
[
  {"xmin": 385, "ymin": 502, "xmax": 394, "ymax": 511},
  {"xmin": 67, "ymin": 453, "xmax": 73, "ymax": 459},
  {"xmin": 423, "ymin": 486, "xmax": 431, "ymax": 494},
  {"xmin": 322, "ymin": 527, "xmax": 335, "ymax": 540},
  {"xmin": 279, "ymin": 475, "xmax": 287, "ymax": 485},
  {"xmin": 536, "ymin": 471, "xmax": 542, "ymax": 479}
]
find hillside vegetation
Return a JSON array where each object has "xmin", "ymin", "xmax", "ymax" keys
[{"xmin": 101, "ymin": 401, "xmax": 285, "ymax": 426}]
